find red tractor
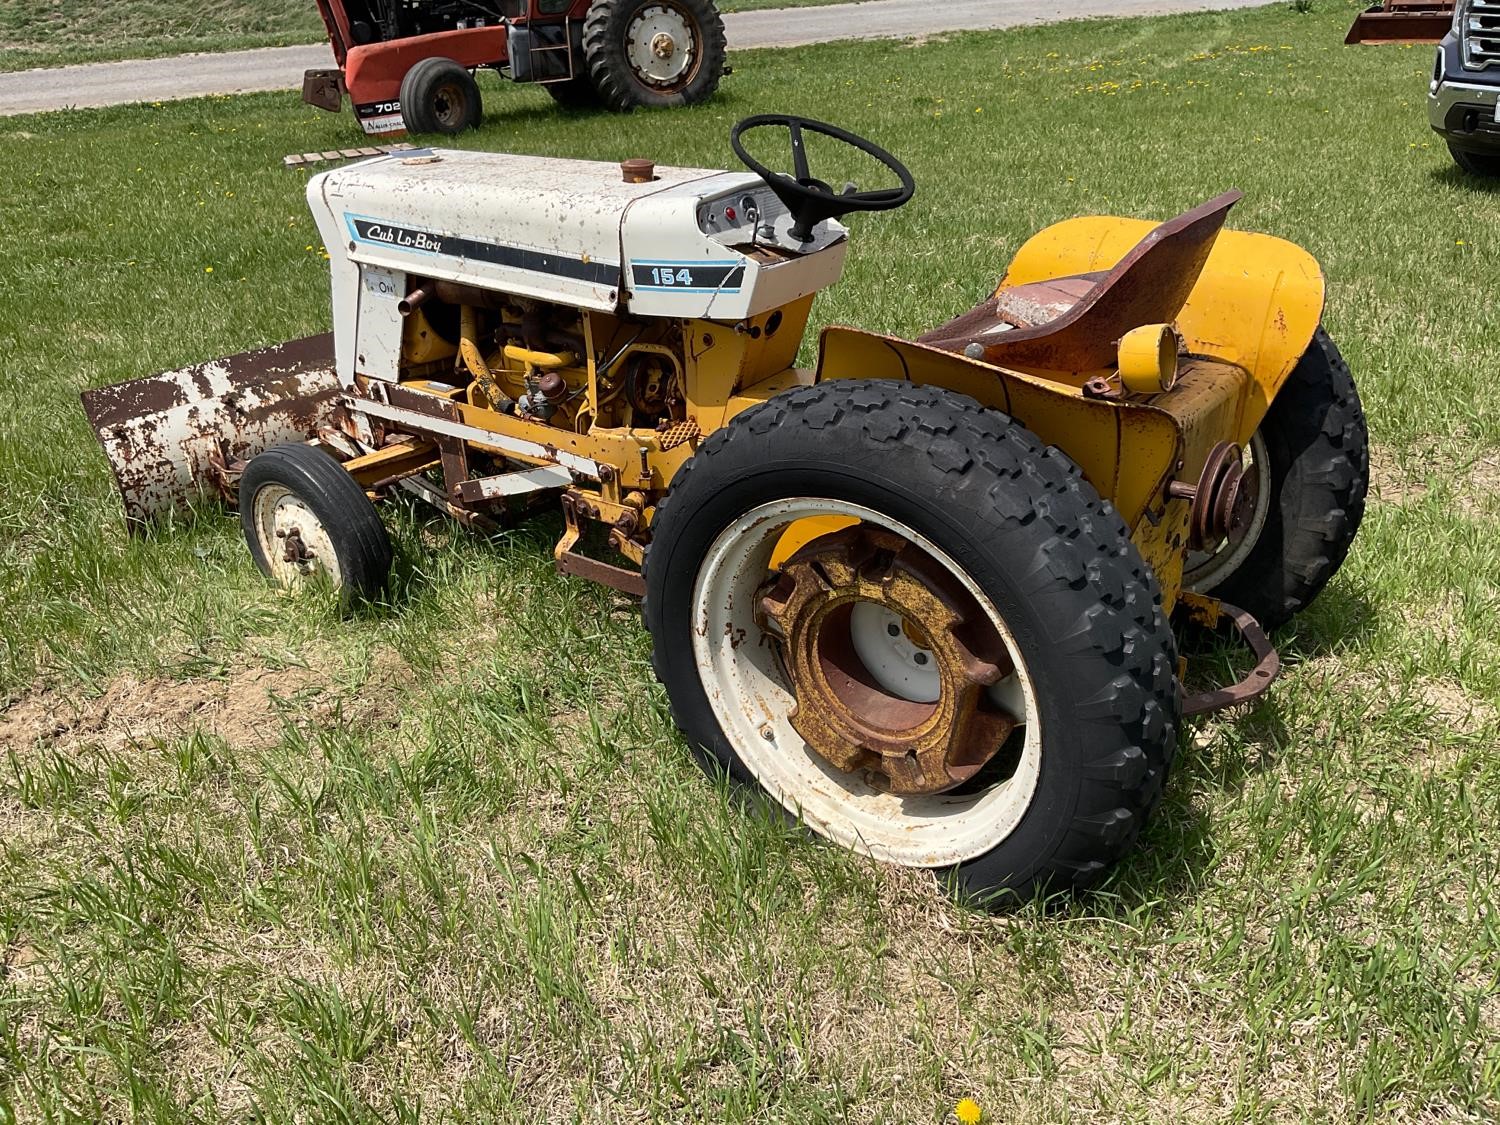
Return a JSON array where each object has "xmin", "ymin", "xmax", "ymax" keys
[{"xmin": 301, "ymin": 0, "xmax": 727, "ymax": 136}]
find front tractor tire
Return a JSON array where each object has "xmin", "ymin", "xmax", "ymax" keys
[
  {"xmin": 399, "ymin": 57, "xmax": 483, "ymax": 135},
  {"xmin": 582, "ymin": 0, "xmax": 727, "ymax": 111},
  {"xmin": 643, "ymin": 382, "xmax": 1180, "ymax": 906},
  {"xmin": 1184, "ymin": 327, "xmax": 1369, "ymax": 630},
  {"xmin": 240, "ymin": 443, "xmax": 392, "ymax": 604}
]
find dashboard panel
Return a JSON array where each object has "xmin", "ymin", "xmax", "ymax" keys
[{"xmin": 696, "ymin": 187, "xmax": 791, "ymax": 246}]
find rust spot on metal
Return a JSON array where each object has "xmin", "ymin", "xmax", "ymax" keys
[
  {"xmin": 658, "ymin": 418, "xmax": 701, "ymax": 451},
  {"xmin": 556, "ymin": 550, "xmax": 646, "ymax": 597},
  {"xmin": 621, "ymin": 158, "xmax": 657, "ymax": 184},
  {"xmin": 921, "ymin": 192, "xmax": 1243, "ymax": 372},
  {"xmin": 1170, "ymin": 441, "xmax": 1255, "ymax": 551},
  {"xmin": 1179, "ymin": 595, "xmax": 1281, "ymax": 715},
  {"xmin": 758, "ymin": 525, "xmax": 1015, "ymax": 796},
  {"xmin": 1345, "ymin": 1, "xmax": 1453, "ymax": 45},
  {"xmin": 80, "ymin": 334, "xmax": 338, "ymax": 529}
]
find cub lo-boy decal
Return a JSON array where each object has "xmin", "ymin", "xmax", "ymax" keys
[{"xmin": 344, "ymin": 215, "xmax": 619, "ymax": 287}]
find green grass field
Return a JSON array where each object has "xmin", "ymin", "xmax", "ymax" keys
[
  {"xmin": 0, "ymin": 0, "xmax": 868, "ymax": 72},
  {"xmin": 3, "ymin": 0, "xmax": 1500, "ymax": 1120}
]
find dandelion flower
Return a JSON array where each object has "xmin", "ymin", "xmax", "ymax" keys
[
  {"xmin": 204, "ymin": 266, "xmax": 214, "ymax": 273},
  {"xmin": 955, "ymin": 1098, "xmax": 983, "ymax": 1124}
]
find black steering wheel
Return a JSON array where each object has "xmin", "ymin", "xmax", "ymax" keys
[{"xmin": 730, "ymin": 115, "xmax": 916, "ymax": 243}]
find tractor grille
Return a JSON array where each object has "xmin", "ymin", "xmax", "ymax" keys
[{"xmin": 1463, "ymin": 0, "xmax": 1500, "ymax": 70}]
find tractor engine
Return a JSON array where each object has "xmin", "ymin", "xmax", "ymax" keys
[
  {"xmin": 337, "ymin": 0, "xmax": 510, "ymax": 45},
  {"xmin": 398, "ymin": 284, "xmax": 686, "ymax": 434}
]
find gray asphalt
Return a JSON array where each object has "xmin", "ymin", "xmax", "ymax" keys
[{"xmin": 0, "ymin": 0, "xmax": 1273, "ymax": 117}]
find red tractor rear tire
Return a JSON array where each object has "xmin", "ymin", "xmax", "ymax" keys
[{"xmin": 582, "ymin": 0, "xmax": 726, "ymax": 111}]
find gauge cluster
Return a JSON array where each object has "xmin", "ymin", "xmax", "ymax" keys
[{"xmin": 696, "ymin": 189, "xmax": 790, "ymax": 245}]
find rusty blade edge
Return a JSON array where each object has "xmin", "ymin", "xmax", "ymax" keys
[
  {"xmin": 81, "ymin": 335, "xmax": 336, "ymax": 430},
  {"xmin": 81, "ymin": 335, "xmax": 340, "ymax": 530}
]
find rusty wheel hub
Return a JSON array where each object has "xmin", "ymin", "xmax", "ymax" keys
[
  {"xmin": 1171, "ymin": 441, "xmax": 1261, "ymax": 550},
  {"xmin": 278, "ymin": 525, "xmax": 315, "ymax": 570},
  {"xmin": 757, "ymin": 526, "xmax": 1016, "ymax": 796}
]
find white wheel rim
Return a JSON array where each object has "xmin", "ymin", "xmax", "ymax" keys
[
  {"xmin": 1183, "ymin": 431, "xmax": 1272, "ymax": 592},
  {"xmin": 849, "ymin": 601, "xmax": 942, "ymax": 704},
  {"xmin": 690, "ymin": 498, "xmax": 1044, "ymax": 868},
  {"xmin": 626, "ymin": 5, "xmax": 696, "ymax": 87},
  {"xmin": 251, "ymin": 484, "xmax": 343, "ymax": 589}
]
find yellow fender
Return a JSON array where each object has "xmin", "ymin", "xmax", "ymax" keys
[
  {"xmin": 999, "ymin": 216, "xmax": 1326, "ymax": 441},
  {"xmin": 814, "ymin": 328, "xmax": 1180, "ymax": 528}
]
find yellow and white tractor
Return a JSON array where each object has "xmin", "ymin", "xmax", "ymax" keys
[{"xmin": 84, "ymin": 116, "xmax": 1368, "ymax": 903}]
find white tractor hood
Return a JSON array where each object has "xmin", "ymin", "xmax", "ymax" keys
[{"xmin": 308, "ymin": 147, "xmax": 848, "ymax": 324}]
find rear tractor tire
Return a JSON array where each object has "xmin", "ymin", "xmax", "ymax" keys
[
  {"xmin": 643, "ymin": 381, "xmax": 1180, "ymax": 906},
  {"xmin": 1184, "ymin": 327, "xmax": 1368, "ymax": 630},
  {"xmin": 240, "ymin": 443, "xmax": 392, "ymax": 604},
  {"xmin": 582, "ymin": 0, "xmax": 727, "ymax": 111},
  {"xmin": 399, "ymin": 57, "xmax": 483, "ymax": 135}
]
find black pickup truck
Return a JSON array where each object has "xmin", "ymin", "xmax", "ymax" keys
[{"xmin": 1431, "ymin": 1, "xmax": 1500, "ymax": 175}]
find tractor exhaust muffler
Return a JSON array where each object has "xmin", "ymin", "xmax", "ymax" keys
[{"xmin": 81, "ymin": 334, "xmax": 339, "ymax": 528}]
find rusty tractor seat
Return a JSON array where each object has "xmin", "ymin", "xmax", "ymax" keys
[{"xmin": 919, "ymin": 190, "xmax": 1244, "ymax": 372}]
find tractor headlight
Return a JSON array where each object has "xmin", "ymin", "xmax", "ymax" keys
[{"xmin": 1117, "ymin": 324, "xmax": 1180, "ymax": 395}]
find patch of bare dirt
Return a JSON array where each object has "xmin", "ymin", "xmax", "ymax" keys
[
  {"xmin": 0, "ymin": 665, "xmax": 318, "ymax": 755},
  {"xmin": 2, "ymin": 940, "xmax": 41, "ymax": 985},
  {"xmin": 1415, "ymin": 676, "xmax": 1497, "ymax": 740},
  {"xmin": 1460, "ymin": 452, "xmax": 1500, "ymax": 520},
  {"xmin": 0, "ymin": 645, "xmax": 411, "ymax": 758},
  {"xmin": 1369, "ymin": 442, "xmax": 1500, "ymax": 520},
  {"xmin": 1368, "ymin": 444, "xmax": 1426, "ymax": 507}
]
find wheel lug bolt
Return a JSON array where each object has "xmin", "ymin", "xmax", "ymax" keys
[
  {"xmin": 760, "ymin": 726, "xmax": 775, "ymax": 742},
  {"xmin": 913, "ymin": 652, "xmax": 929, "ymax": 666},
  {"xmin": 886, "ymin": 622, "xmax": 901, "ymax": 637}
]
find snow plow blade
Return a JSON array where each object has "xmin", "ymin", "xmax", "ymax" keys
[
  {"xmin": 81, "ymin": 334, "xmax": 339, "ymax": 529},
  {"xmin": 1345, "ymin": 1, "xmax": 1453, "ymax": 44}
]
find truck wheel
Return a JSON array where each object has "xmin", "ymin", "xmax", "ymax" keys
[
  {"xmin": 582, "ymin": 0, "xmax": 726, "ymax": 111},
  {"xmin": 399, "ymin": 58, "xmax": 483, "ymax": 135},
  {"xmin": 1448, "ymin": 143, "xmax": 1500, "ymax": 178},
  {"xmin": 545, "ymin": 75, "xmax": 603, "ymax": 109},
  {"xmin": 1184, "ymin": 327, "xmax": 1368, "ymax": 630},
  {"xmin": 240, "ymin": 443, "xmax": 392, "ymax": 603},
  {"xmin": 643, "ymin": 382, "xmax": 1179, "ymax": 906}
]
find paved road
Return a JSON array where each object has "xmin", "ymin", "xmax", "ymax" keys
[{"xmin": 0, "ymin": 0, "xmax": 1272, "ymax": 117}]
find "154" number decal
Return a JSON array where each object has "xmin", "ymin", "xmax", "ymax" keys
[{"xmin": 650, "ymin": 267, "xmax": 695, "ymax": 287}]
